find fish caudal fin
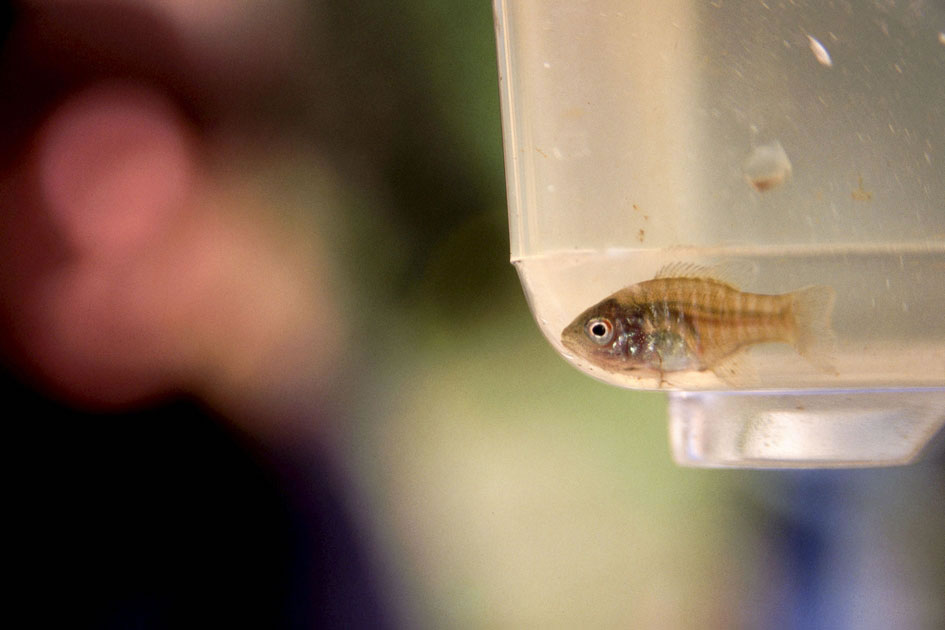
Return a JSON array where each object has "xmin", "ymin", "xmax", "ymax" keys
[{"xmin": 791, "ymin": 285, "xmax": 837, "ymax": 373}]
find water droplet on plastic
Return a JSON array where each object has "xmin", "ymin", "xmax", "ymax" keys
[
  {"xmin": 807, "ymin": 35, "xmax": 832, "ymax": 67},
  {"xmin": 743, "ymin": 140, "xmax": 792, "ymax": 192}
]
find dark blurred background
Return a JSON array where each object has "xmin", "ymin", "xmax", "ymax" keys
[{"xmin": 2, "ymin": 1, "xmax": 944, "ymax": 628}]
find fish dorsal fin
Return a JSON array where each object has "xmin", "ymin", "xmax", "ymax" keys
[
  {"xmin": 653, "ymin": 260, "xmax": 756, "ymax": 289},
  {"xmin": 653, "ymin": 262, "xmax": 716, "ymax": 280}
]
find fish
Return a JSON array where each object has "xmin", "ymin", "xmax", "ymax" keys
[{"xmin": 560, "ymin": 262, "xmax": 836, "ymax": 384}]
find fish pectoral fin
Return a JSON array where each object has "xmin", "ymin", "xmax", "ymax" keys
[{"xmin": 710, "ymin": 351, "xmax": 759, "ymax": 387}]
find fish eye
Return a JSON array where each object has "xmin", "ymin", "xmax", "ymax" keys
[{"xmin": 585, "ymin": 317, "xmax": 614, "ymax": 345}]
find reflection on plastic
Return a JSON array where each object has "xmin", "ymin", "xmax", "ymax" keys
[{"xmin": 669, "ymin": 389, "xmax": 945, "ymax": 468}]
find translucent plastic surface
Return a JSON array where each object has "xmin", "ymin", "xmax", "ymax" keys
[
  {"xmin": 494, "ymin": 0, "xmax": 945, "ymax": 466},
  {"xmin": 669, "ymin": 389, "xmax": 945, "ymax": 468}
]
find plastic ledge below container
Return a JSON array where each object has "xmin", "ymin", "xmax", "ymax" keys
[{"xmin": 669, "ymin": 389, "xmax": 945, "ymax": 468}]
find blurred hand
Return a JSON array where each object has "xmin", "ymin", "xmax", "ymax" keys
[{"xmin": 0, "ymin": 0, "xmax": 342, "ymax": 434}]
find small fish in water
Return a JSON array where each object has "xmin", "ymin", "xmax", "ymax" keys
[{"xmin": 561, "ymin": 262, "xmax": 836, "ymax": 384}]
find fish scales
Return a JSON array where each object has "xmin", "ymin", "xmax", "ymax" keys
[
  {"xmin": 560, "ymin": 263, "xmax": 836, "ymax": 384},
  {"xmin": 629, "ymin": 277, "xmax": 795, "ymax": 367}
]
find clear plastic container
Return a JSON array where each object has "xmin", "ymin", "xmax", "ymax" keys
[{"xmin": 493, "ymin": 0, "xmax": 945, "ymax": 467}]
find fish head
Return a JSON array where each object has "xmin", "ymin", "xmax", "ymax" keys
[
  {"xmin": 561, "ymin": 298, "xmax": 649, "ymax": 371},
  {"xmin": 562, "ymin": 294, "xmax": 700, "ymax": 374}
]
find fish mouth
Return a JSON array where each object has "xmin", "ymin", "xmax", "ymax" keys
[
  {"xmin": 559, "ymin": 342, "xmax": 581, "ymax": 362},
  {"xmin": 559, "ymin": 326, "xmax": 583, "ymax": 356}
]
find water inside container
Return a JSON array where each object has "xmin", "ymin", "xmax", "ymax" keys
[{"xmin": 494, "ymin": 0, "xmax": 945, "ymax": 465}]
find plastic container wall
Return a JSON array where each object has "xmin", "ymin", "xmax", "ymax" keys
[{"xmin": 494, "ymin": 0, "xmax": 945, "ymax": 467}]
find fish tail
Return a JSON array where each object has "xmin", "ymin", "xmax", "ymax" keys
[{"xmin": 791, "ymin": 285, "xmax": 837, "ymax": 373}]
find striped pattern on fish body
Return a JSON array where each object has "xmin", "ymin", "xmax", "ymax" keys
[
  {"xmin": 560, "ymin": 262, "xmax": 836, "ymax": 381},
  {"xmin": 621, "ymin": 276, "xmax": 798, "ymax": 370}
]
